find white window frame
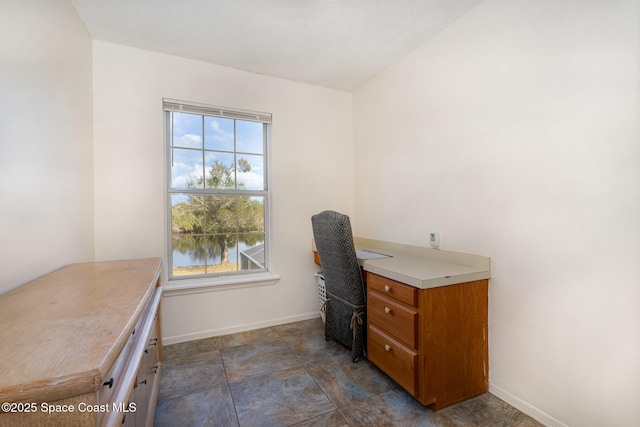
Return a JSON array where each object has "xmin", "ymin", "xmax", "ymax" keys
[{"xmin": 162, "ymin": 99, "xmax": 278, "ymax": 293}]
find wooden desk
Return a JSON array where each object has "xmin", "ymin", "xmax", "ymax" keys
[
  {"xmin": 0, "ymin": 258, "xmax": 163, "ymax": 427},
  {"xmin": 313, "ymin": 237, "xmax": 490, "ymax": 410}
]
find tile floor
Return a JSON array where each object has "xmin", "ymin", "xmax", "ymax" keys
[{"xmin": 154, "ymin": 318, "xmax": 542, "ymax": 427}]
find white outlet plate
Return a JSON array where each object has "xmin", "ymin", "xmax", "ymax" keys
[{"xmin": 429, "ymin": 232, "xmax": 440, "ymax": 249}]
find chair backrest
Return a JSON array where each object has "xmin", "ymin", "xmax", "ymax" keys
[{"xmin": 311, "ymin": 210, "xmax": 365, "ymax": 304}]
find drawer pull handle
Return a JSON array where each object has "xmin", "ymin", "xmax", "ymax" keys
[
  {"xmin": 384, "ymin": 307, "xmax": 391, "ymax": 314},
  {"xmin": 103, "ymin": 378, "xmax": 114, "ymax": 389},
  {"xmin": 384, "ymin": 285, "xmax": 390, "ymax": 292},
  {"xmin": 139, "ymin": 379, "xmax": 147, "ymax": 385},
  {"xmin": 384, "ymin": 344, "xmax": 391, "ymax": 352}
]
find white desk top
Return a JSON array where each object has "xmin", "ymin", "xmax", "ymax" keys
[{"xmin": 315, "ymin": 237, "xmax": 491, "ymax": 289}]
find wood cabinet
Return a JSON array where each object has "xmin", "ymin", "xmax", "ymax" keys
[
  {"xmin": 0, "ymin": 258, "xmax": 163, "ymax": 427},
  {"xmin": 366, "ymin": 272, "xmax": 488, "ymax": 411}
]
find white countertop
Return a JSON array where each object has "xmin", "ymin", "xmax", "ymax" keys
[
  {"xmin": 314, "ymin": 237, "xmax": 491, "ymax": 289},
  {"xmin": 362, "ymin": 251, "xmax": 490, "ymax": 288}
]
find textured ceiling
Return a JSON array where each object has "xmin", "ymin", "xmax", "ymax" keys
[{"xmin": 71, "ymin": 0, "xmax": 482, "ymax": 91}]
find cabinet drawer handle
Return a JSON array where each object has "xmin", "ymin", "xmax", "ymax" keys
[
  {"xmin": 103, "ymin": 378, "xmax": 114, "ymax": 389},
  {"xmin": 384, "ymin": 307, "xmax": 391, "ymax": 314},
  {"xmin": 384, "ymin": 344, "xmax": 391, "ymax": 352},
  {"xmin": 384, "ymin": 285, "xmax": 390, "ymax": 292}
]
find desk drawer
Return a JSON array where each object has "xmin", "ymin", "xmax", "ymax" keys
[
  {"xmin": 367, "ymin": 273, "xmax": 417, "ymax": 307},
  {"xmin": 368, "ymin": 325, "xmax": 417, "ymax": 396},
  {"xmin": 369, "ymin": 292, "xmax": 417, "ymax": 348}
]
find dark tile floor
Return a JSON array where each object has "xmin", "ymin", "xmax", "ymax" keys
[{"xmin": 154, "ymin": 318, "xmax": 542, "ymax": 427}]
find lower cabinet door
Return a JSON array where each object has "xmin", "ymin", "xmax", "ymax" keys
[{"xmin": 368, "ymin": 324, "xmax": 418, "ymax": 396}]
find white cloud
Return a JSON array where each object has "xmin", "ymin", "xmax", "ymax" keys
[
  {"xmin": 175, "ymin": 133, "xmax": 202, "ymax": 148},
  {"xmin": 207, "ymin": 119, "xmax": 234, "ymax": 142},
  {"xmin": 171, "ymin": 161, "xmax": 203, "ymax": 188},
  {"xmin": 237, "ymin": 170, "xmax": 264, "ymax": 190}
]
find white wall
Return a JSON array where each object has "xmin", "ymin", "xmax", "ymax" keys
[
  {"xmin": 92, "ymin": 41, "xmax": 354, "ymax": 342},
  {"xmin": 0, "ymin": 0, "xmax": 94, "ymax": 294},
  {"xmin": 353, "ymin": 0, "xmax": 640, "ymax": 425}
]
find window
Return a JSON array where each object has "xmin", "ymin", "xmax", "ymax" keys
[{"xmin": 164, "ymin": 99, "xmax": 271, "ymax": 280}]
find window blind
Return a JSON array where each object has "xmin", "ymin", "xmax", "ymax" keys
[{"xmin": 163, "ymin": 98, "xmax": 272, "ymax": 124}]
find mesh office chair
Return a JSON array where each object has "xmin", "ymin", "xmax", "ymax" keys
[{"xmin": 311, "ymin": 210, "xmax": 366, "ymax": 362}]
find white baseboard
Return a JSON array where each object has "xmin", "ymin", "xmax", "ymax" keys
[
  {"xmin": 162, "ymin": 311, "xmax": 321, "ymax": 345},
  {"xmin": 489, "ymin": 383, "xmax": 568, "ymax": 427}
]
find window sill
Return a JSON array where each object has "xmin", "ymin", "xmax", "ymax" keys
[{"xmin": 162, "ymin": 271, "xmax": 280, "ymax": 297}]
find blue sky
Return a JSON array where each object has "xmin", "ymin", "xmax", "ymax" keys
[{"xmin": 170, "ymin": 112, "xmax": 265, "ymax": 192}]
